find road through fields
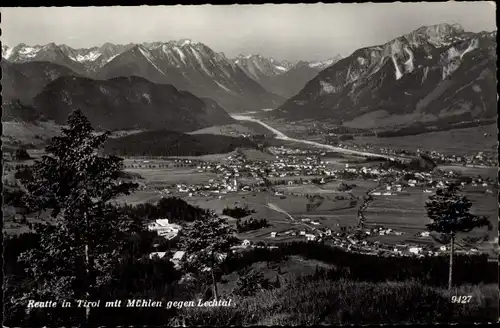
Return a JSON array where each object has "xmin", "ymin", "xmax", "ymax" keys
[{"xmin": 231, "ymin": 114, "xmax": 410, "ymax": 161}]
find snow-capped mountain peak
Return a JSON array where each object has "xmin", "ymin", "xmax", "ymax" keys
[
  {"xmin": 308, "ymin": 55, "xmax": 343, "ymax": 70},
  {"xmin": 275, "ymin": 23, "xmax": 496, "ymax": 129},
  {"xmin": 4, "ymin": 42, "xmax": 135, "ymax": 73},
  {"xmin": 2, "ymin": 45, "xmax": 14, "ymax": 59},
  {"xmin": 234, "ymin": 53, "xmax": 296, "ymax": 77}
]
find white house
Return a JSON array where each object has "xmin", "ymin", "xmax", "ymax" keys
[
  {"xmin": 147, "ymin": 219, "xmax": 182, "ymax": 240},
  {"xmin": 163, "ymin": 251, "xmax": 186, "ymax": 268},
  {"xmin": 270, "ymin": 232, "xmax": 278, "ymax": 238},
  {"xmin": 305, "ymin": 234, "xmax": 316, "ymax": 241},
  {"xmin": 409, "ymin": 247, "xmax": 422, "ymax": 255},
  {"xmin": 172, "ymin": 250, "xmax": 186, "ymax": 261},
  {"xmin": 149, "ymin": 252, "xmax": 167, "ymax": 259}
]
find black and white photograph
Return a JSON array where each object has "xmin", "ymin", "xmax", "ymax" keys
[{"xmin": 2, "ymin": 3, "xmax": 498, "ymax": 326}]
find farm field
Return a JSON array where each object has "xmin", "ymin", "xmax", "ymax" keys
[
  {"xmin": 218, "ymin": 254, "xmax": 335, "ymax": 295},
  {"xmin": 363, "ymin": 190, "xmax": 429, "ymax": 233},
  {"xmin": 267, "ymin": 175, "xmax": 325, "ymax": 182},
  {"xmin": 436, "ymin": 165, "xmax": 498, "ymax": 179},
  {"xmin": 114, "ymin": 190, "xmax": 163, "ymax": 206},
  {"xmin": 2, "ymin": 121, "xmax": 61, "ymax": 148},
  {"xmin": 157, "ymin": 148, "xmax": 275, "ymax": 163},
  {"xmin": 166, "ymin": 152, "xmax": 235, "ymax": 163},
  {"xmin": 181, "ymin": 184, "xmax": 369, "ymax": 241},
  {"xmin": 123, "ymin": 166, "xmax": 217, "ymax": 185},
  {"xmin": 115, "ymin": 164, "xmax": 219, "ymax": 204},
  {"xmin": 275, "ymin": 179, "xmax": 378, "ymax": 199},
  {"xmin": 347, "ymin": 124, "xmax": 497, "ymax": 155},
  {"xmin": 187, "ymin": 122, "xmax": 272, "ymax": 137},
  {"xmin": 363, "ymin": 186, "xmax": 498, "ymax": 248},
  {"xmin": 183, "ymin": 192, "xmax": 326, "ymax": 216}
]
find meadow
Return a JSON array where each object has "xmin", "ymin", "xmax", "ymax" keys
[
  {"xmin": 183, "ymin": 189, "xmax": 362, "ymax": 242},
  {"xmin": 173, "ymin": 240, "xmax": 498, "ymax": 325},
  {"xmin": 437, "ymin": 165, "xmax": 498, "ymax": 179},
  {"xmin": 174, "ymin": 277, "xmax": 498, "ymax": 325},
  {"xmin": 187, "ymin": 122, "xmax": 272, "ymax": 136},
  {"xmin": 2, "ymin": 121, "xmax": 61, "ymax": 148},
  {"xmin": 348, "ymin": 124, "xmax": 497, "ymax": 155},
  {"xmin": 363, "ymin": 185, "xmax": 498, "ymax": 251}
]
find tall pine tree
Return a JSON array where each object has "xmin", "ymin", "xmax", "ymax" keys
[
  {"xmin": 425, "ymin": 183, "xmax": 491, "ymax": 290},
  {"xmin": 17, "ymin": 110, "xmax": 139, "ymax": 321},
  {"xmin": 177, "ymin": 212, "xmax": 238, "ymax": 300}
]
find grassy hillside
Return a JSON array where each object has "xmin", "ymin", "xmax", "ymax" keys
[
  {"xmin": 348, "ymin": 123, "xmax": 497, "ymax": 155},
  {"xmin": 173, "ymin": 277, "xmax": 497, "ymax": 325},
  {"xmin": 2, "ymin": 121, "xmax": 62, "ymax": 149}
]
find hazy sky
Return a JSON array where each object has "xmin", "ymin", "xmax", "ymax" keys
[{"xmin": 1, "ymin": 3, "xmax": 496, "ymax": 61}]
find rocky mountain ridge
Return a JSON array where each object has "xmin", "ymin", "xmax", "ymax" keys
[{"xmin": 273, "ymin": 23, "xmax": 497, "ymax": 129}]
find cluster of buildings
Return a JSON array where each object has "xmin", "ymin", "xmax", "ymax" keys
[
  {"xmin": 142, "ymin": 142, "xmax": 495, "ymax": 260},
  {"xmin": 167, "ymin": 177, "xmax": 242, "ymax": 196},
  {"xmin": 422, "ymin": 150, "xmax": 497, "ymax": 167},
  {"xmin": 147, "ymin": 219, "xmax": 182, "ymax": 240},
  {"xmin": 210, "ymin": 149, "xmax": 330, "ymax": 180},
  {"xmin": 158, "ymin": 147, "xmax": 494, "ymax": 201}
]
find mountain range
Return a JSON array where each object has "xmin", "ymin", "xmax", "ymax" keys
[
  {"xmin": 234, "ymin": 54, "xmax": 342, "ymax": 98},
  {"xmin": 2, "ymin": 23, "xmax": 497, "ymax": 134},
  {"xmin": 1, "ymin": 60, "xmax": 82, "ymax": 104},
  {"xmin": 96, "ymin": 41, "xmax": 284, "ymax": 112},
  {"xmin": 2, "ymin": 42, "xmax": 134, "ymax": 73},
  {"xmin": 3, "ymin": 40, "xmax": 338, "ymax": 113},
  {"xmin": 273, "ymin": 23, "xmax": 497, "ymax": 130}
]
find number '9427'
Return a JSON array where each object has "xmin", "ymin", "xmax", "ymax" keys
[{"xmin": 451, "ymin": 295, "xmax": 472, "ymax": 304}]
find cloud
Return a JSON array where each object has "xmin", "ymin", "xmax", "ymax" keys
[{"xmin": 1, "ymin": 3, "xmax": 496, "ymax": 61}]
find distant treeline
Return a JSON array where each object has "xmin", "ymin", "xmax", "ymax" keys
[
  {"xmin": 222, "ymin": 205, "xmax": 256, "ymax": 219},
  {"xmin": 377, "ymin": 119, "xmax": 496, "ymax": 138},
  {"xmin": 221, "ymin": 241, "xmax": 496, "ymax": 287},
  {"xmin": 236, "ymin": 217, "xmax": 270, "ymax": 233},
  {"xmin": 118, "ymin": 197, "xmax": 210, "ymax": 224},
  {"xmin": 2, "ymin": 100, "xmax": 42, "ymax": 122},
  {"xmin": 103, "ymin": 130, "xmax": 259, "ymax": 157},
  {"xmin": 325, "ymin": 135, "xmax": 355, "ymax": 142},
  {"xmin": 379, "ymin": 154, "xmax": 436, "ymax": 172}
]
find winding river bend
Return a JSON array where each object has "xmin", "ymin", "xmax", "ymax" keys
[{"xmin": 231, "ymin": 114, "xmax": 408, "ymax": 161}]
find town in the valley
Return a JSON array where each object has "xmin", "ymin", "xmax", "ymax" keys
[
  {"xmin": 2, "ymin": 4, "xmax": 497, "ymax": 325},
  {"xmin": 5, "ymin": 118, "xmax": 496, "ymax": 265},
  {"xmin": 92, "ymin": 119, "xmax": 497, "ymax": 264}
]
